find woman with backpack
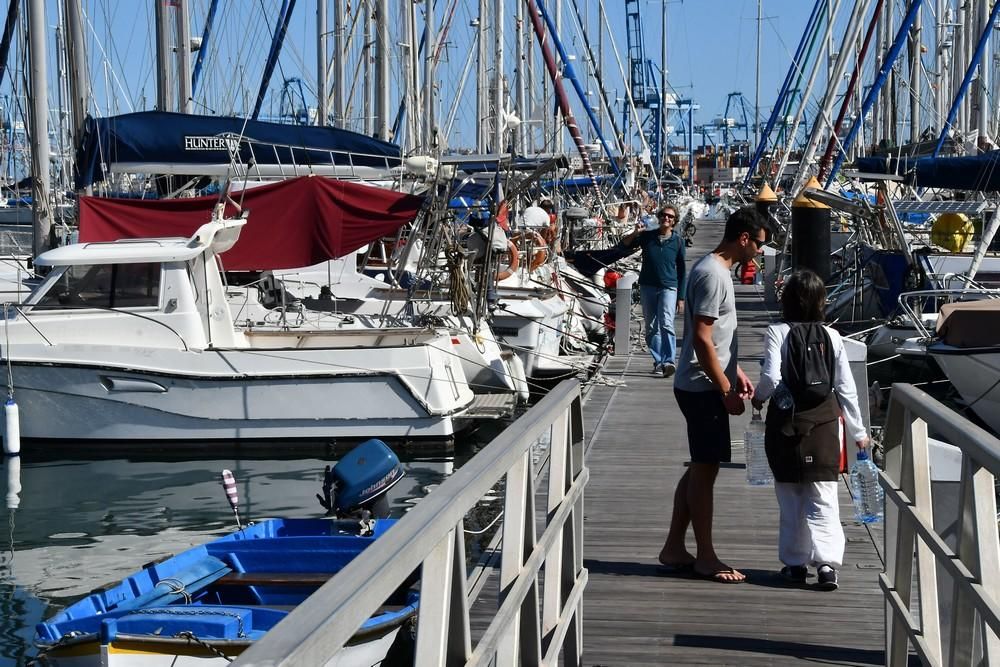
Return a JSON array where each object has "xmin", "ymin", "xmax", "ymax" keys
[{"xmin": 751, "ymin": 270, "xmax": 869, "ymax": 591}]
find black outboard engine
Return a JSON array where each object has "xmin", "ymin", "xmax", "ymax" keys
[{"xmin": 317, "ymin": 439, "xmax": 405, "ymax": 532}]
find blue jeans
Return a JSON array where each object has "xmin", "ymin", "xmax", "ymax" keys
[{"xmin": 639, "ymin": 284, "xmax": 677, "ymax": 366}]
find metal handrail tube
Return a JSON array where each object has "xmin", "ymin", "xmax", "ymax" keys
[
  {"xmin": 885, "ymin": 384, "xmax": 1000, "ymax": 478},
  {"xmin": 880, "ymin": 382, "xmax": 1000, "ymax": 666},
  {"xmin": 233, "ymin": 378, "xmax": 586, "ymax": 665}
]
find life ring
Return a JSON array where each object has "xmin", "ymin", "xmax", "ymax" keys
[
  {"xmin": 496, "ymin": 240, "xmax": 520, "ymax": 281},
  {"xmin": 511, "ymin": 230, "xmax": 548, "ymax": 271}
]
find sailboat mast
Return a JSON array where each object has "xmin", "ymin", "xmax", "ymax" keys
[
  {"xmin": 27, "ymin": 0, "xmax": 51, "ymax": 256},
  {"xmin": 975, "ymin": 0, "xmax": 990, "ymax": 146},
  {"xmin": 175, "ymin": 0, "xmax": 192, "ymax": 113},
  {"xmin": 317, "ymin": 0, "xmax": 327, "ymax": 125},
  {"xmin": 423, "ymin": 0, "xmax": 435, "ymax": 148},
  {"xmin": 908, "ymin": 5, "xmax": 921, "ymax": 143},
  {"xmin": 660, "ymin": 0, "xmax": 666, "ymax": 176},
  {"xmin": 754, "ymin": 0, "xmax": 761, "ymax": 156},
  {"xmin": 516, "ymin": 0, "xmax": 527, "ymax": 153},
  {"xmin": 155, "ymin": 0, "xmax": 174, "ymax": 111},
  {"xmin": 494, "ymin": 0, "xmax": 504, "ymax": 152},
  {"xmin": 332, "ymin": 0, "xmax": 344, "ymax": 127},
  {"xmin": 476, "ymin": 0, "xmax": 487, "ymax": 152},
  {"xmin": 374, "ymin": 0, "xmax": 390, "ymax": 140},
  {"xmin": 63, "ymin": 0, "xmax": 88, "ymax": 151}
]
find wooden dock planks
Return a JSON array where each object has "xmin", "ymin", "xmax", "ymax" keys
[{"xmin": 578, "ymin": 219, "xmax": 889, "ymax": 665}]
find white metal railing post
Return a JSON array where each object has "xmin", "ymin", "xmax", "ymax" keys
[
  {"xmin": 879, "ymin": 383, "xmax": 1000, "ymax": 667},
  {"xmin": 543, "ymin": 411, "xmax": 570, "ymax": 637},
  {"xmin": 908, "ymin": 413, "xmax": 942, "ymax": 664},
  {"xmin": 232, "ymin": 379, "xmax": 587, "ymax": 666},
  {"xmin": 497, "ymin": 449, "xmax": 542, "ymax": 666},
  {"xmin": 415, "ymin": 524, "xmax": 471, "ymax": 666}
]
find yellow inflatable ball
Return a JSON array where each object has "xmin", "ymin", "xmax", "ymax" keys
[{"xmin": 930, "ymin": 212, "xmax": 974, "ymax": 253}]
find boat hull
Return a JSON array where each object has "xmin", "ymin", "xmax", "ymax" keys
[
  {"xmin": 36, "ymin": 519, "xmax": 417, "ymax": 666},
  {"xmin": 928, "ymin": 345, "xmax": 1000, "ymax": 434},
  {"xmin": 7, "ymin": 342, "xmax": 473, "ymax": 441}
]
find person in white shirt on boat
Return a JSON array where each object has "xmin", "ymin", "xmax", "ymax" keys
[{"xmin": 751, "ymin": 269, "xmax": 870, "ymax": 592}]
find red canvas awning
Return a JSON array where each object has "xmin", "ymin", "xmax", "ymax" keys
[{"xmin": 78, "ymin": 176, "xmax": 424, "ymax": 270}]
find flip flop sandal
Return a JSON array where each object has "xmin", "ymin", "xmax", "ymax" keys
[{"xmin": 692, "ymin": 568, "xmax": 746, "ymax": 584}]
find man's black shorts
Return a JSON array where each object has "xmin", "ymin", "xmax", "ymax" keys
[{"xmin": 674, "ymin": 387, "xmax": 732, "ymax": 464}]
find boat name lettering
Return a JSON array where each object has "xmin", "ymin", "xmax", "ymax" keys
[
  {"xmin": 183, "ymin": 136, "xmax": 242, "ymax": 152},
  {"xmin": 361, "ymin": 468, "xmax": 399, "ymax": 497}
]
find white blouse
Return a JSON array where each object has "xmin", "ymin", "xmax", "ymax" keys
[{"xmin": 754, "ymin": 322, "xmax": 868, "ymax": 443}]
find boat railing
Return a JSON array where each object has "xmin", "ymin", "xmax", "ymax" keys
[
  {"xmin": 232, "ymin": 378, "xmax": 588, "ymax": 666},
  {"xmin": 220, "ymin": 133, "xmax": 401, "ymax": 183},
  {"xmin": 896, "ymin": 287, "xmax": 1000, "ymax": 338},
  {"xmin": 880, "ymin": 382, "xmax": 1000, "ymax": 666}
]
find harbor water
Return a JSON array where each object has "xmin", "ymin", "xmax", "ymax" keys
[{"xmin": 0, "ymin": 432, "xmax": 517, "ymax": 665}]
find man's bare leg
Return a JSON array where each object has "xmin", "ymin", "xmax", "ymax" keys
[
  {"xmin": 688, "ymin": 462, "xmax": 745, "ymax": 582},
  {"xmin": 659, "ymin": 469, "xmax": 696, "ymax": 566}
]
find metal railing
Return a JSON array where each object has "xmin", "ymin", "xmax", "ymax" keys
[
  {"xmin": 879, "ymin": 383, "xmax": 1000, "ymax": 666},
  {"xmin": 233, "ymin": 378, "xmax": 588, "ymax": 666}
]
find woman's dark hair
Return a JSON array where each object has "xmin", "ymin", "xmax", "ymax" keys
[
  {"xmin": 722, "ymin": 206, "xmax": 771, "ymax": 243},
  {"xmin": 781, "ymin": 269, "xmax": 827, "ymax": 322}
]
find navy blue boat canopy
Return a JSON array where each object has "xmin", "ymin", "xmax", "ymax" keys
[
  {"xmin": 855, "ymin": 151, "xmax": 1000, "ymax": 191},
  {"xmin": 75, "ymin": 111, "xmax": 403, "ymax": 189}
]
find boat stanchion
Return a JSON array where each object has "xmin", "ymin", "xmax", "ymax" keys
[
  {"xmin": 221, "ymin": 470, "xmax": 242, "ymax": 529},
  {"xmin": 614, "ymin": 271, "xmax": 639, "ymax": 355}
]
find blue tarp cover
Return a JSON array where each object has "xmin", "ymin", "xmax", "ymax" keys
[
  {"xmin": 75, "ymin": 111, "xmax": 402, "ymax": 189},
  {"xmin": 856, "ymin": 151, "xmax": 1000, "ymax": 191}
]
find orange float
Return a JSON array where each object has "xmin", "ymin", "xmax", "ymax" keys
[{"xmin": 496, "ymin": 239, "xmax": 520, "ymax": 281}]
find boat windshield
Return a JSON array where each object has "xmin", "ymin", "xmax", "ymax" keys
[{"xmin": 33, "ymin": 262, "xmax": 162, "ymax": 310}]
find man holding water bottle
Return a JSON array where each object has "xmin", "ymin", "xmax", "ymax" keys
[{"xmin": 657, "ymin": 206, "xmax": 770, "ymax": 584}]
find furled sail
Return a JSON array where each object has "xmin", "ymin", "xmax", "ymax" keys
[
  {"xmin": 75, "ymin": 111, "xmax": 403, "ymax": 189},
  {"xmin": 856, "ymin": 151, "xmax": 1000, "ymax": 191}
]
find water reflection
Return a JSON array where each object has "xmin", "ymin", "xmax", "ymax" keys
[{"xmin": 0, "ymin": 445, "xmax": 461, "ymax": 665}]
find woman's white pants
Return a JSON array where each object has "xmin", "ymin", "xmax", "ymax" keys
[{"xmin": 774, "ymin": 481, "xmax": 845, "ymax": 567}]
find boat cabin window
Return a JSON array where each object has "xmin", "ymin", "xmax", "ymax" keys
[{"xmin": 34, "ymin": 262, "xmax": 161, "ymax": 309}]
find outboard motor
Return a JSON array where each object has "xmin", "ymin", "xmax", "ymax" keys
[{"xmin": 317, "ymin": 439, "xmax": 405, "ymax": 533}]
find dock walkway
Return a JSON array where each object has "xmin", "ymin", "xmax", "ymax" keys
[{"xmin": 577, "ymin": 220, "xmax": 887, "ymax": 665}]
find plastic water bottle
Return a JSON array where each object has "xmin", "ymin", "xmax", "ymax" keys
[
  {"xmin": 744, "ymin": 409, "xmax": 772, "ymax": 486},
  {"xmin": 849, "ymin": 449, "xmax": 884, "ymax": 523}
]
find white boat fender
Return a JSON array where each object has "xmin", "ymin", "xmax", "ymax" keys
[
  {"xmin": 3, "ymin": 398, "xmax": 19, "ymax": 456},
  {"xmin": 5, "ymin": 452, "xmax": 19, "ymax": 510},
  {"xmin": 508, "ymin": 354, "xmax": 530, "ymax": 404}
]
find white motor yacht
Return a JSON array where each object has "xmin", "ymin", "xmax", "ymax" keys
[{"xmin": 0, "ymin": 213, "xmax": 475, "ymax": 442}]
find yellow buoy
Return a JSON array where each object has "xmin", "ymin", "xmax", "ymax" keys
[{"xmin": 930, "ymin": 213, "xmax": 974, "ymax": 253}]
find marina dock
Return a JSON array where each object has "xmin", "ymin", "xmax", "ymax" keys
[{"xmin": 575, "ymin": 220, "xmax": 889, "ymax": 665}]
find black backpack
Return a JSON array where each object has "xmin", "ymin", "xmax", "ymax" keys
[{"xmin": 781, "ymin": 322, "xmax": 835, "ymax": 411}]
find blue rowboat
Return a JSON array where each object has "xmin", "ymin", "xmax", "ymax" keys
[{"xmin": 35, "ymin": 439, "xmax": 415, "ymax": 666}]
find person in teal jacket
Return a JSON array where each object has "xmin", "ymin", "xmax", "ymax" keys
[{"xmin": 621, "ymin": 203, "xmax": 687, "ymax": 377}]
